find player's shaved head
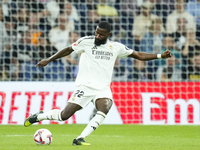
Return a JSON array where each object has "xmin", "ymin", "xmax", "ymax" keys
[{"xmin": 98, "ymin": 21, "xmax": 111, "ymax": 32}]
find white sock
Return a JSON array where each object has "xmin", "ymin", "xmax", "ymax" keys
[
  {"xmin": 37, "ymin": 109, "xmax": 62, "ymax": 121},
  {"xmin": 76, "ymin": 111, "xmax": 106, "ymax": 139}
]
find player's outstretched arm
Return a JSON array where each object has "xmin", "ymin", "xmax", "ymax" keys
[
  {"xmin": 128, "ymin": 49, "xmax": 171, "ymax": 61},
  {"xmin": 36, "ymin": 46, "xmax": 74, "ymax": 67}
]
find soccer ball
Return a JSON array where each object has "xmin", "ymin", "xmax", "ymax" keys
[{"xmin": 34, "ymin": 129, "xmax": 53, "ymax": 145}]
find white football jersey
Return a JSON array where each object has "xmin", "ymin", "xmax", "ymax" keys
[{"xmin": 71, "ymin": 36, "xmax": 134, "ymax": 90}]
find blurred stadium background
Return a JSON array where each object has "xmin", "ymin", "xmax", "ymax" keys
[{"xmin": 0, "ymin": 0, "xmax": 200, "ymax": 125}]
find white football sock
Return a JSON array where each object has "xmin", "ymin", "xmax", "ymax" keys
[
  {"xmin": 37, "ymin": 109, "xmax": 62, "ymax": 121},
  {"xmin": 76, "ymin": 111, "xmax": 106, "ymax": 139}
]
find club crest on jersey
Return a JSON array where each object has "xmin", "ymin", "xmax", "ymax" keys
[{"xmin": 109, "ymin": 45, "xmax": 113, "ymax": 50}]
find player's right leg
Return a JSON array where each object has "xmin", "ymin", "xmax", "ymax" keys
[
  {"xmin": 73, "ymin": 98, "xmax": 113, "ymax": 146},
  {"xmin": 24, "ymin": 103, "xmax": 82, "ymax": 127}
]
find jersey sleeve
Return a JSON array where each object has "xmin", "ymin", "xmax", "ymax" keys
[
  {"xmin": 71, "ymin": 37, "xmax": 86, "ymax": 54},
  {"xmin": 117, "ymin": 43, "xmax": 134, "ymax": 58}
]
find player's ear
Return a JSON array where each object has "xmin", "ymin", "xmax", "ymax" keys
[{"xmin": 108, "ymin": 32, "xmax": 112, "ymax": 37}]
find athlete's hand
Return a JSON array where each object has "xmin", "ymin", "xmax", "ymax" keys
[
  {"xmin": 36, "ymin": 59, "xmax": 50, "ymax": 67},
  {"xmin": 161, "ymin": 50, "xmax": 171, "ymax": 58}
]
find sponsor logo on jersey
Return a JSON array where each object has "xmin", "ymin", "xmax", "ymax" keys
[
  {"xmin": 92, "ymin": 50, "xmax": 113, "ymax": 60},
  {"xmin": 92, "ymin": 50, "xmax": 113, "ymax": 57}
]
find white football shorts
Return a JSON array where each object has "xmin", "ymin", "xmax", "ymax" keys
[{"xmin": 68, "ymin": 85, "xmax": 113, "ymax": 108}]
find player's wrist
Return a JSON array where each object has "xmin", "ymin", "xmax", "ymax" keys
[
  {"xmin": 157, "ymin": 54, "xmax": 162, "ymax": 59},
  {"xmin": 47, "ymin": 57, "xmax": 52, "ymax": 62}
]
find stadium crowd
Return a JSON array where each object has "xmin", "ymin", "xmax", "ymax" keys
[{"xmin": 0, "ymin": 0, "xmax": 199, "ymax": 82}]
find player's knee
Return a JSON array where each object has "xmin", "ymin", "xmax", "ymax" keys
[
  {"xmin": 103, "ymin": 104, "xmax": 111, "ymax": 114},
  {"xmin": 100, "ymin": 107, "xmax": 110, "ymax": 115},
  {"xmin": 96, "ymin": 98, "xmax": 113, "ymax": 114}
]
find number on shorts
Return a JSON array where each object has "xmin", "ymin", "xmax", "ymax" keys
[{"xmin": 74, "ymin": 90, "xmax": 84, "ymax": 98}]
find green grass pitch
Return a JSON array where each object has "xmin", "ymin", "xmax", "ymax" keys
[{"xmin": 0, "ymin": 124, "xmax": 200, "ymax": 150}]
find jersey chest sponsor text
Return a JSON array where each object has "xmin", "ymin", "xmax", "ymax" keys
[
  {"xmin": 92, "ymin": 50, "xmax": 114, "ymax": 60},
  {"xmin": 90, "ymin": 43, "xmax": 114, "ymax": 61}
]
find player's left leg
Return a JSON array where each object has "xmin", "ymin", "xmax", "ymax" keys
[{"xmin": 73, "ymin": 98, "xmax": 112, "ymax": 145}]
